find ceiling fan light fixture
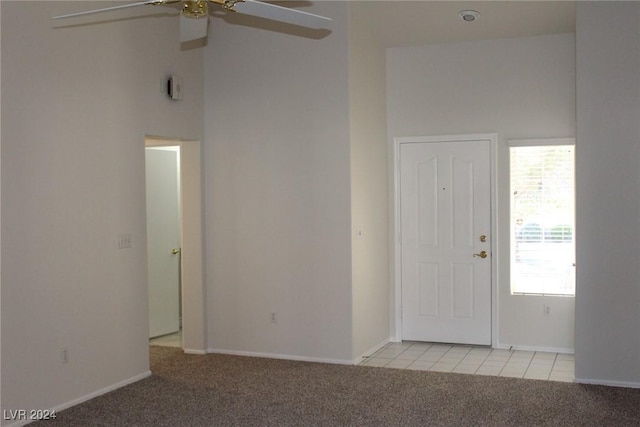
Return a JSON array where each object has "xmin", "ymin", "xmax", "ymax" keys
[
  {"xmin": 221, "ymin": 0, "xmax": 243, "ymax": 12},
  {"xmin": 459, "ymin": 10, "xmax": 480, "ymax": 23},
  {"xmin": 182, "ymin": 0, "xmax": 208, "ymax": 18}
]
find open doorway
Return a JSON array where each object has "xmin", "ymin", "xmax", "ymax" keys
[
  {"xmin": 145, "ymin": 136, "xmax": 206, "ymax": 354},
  {"xmin": 146, "ymin": 146, "xmax": 182, "ymax": 344}
]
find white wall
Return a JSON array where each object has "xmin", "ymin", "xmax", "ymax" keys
[
  {"xmin": 0, "ymin": 2, "xmax": 3, "ymax": 410},
  {"xmin": 575, "ymin": 2, "xmax": 640, "ymax": 386},
  {"xmin": 203, "ymin": 2, "xmax": 354, "ymax": 362},
  {"xmin": 1, "ymin": 0, "xmax": 203, "ymax": 418},
  {"xmin": 348, "ymin": 5, "xmax": 390, "ymax": 360},
  {"xmin": 387, "ymin": 34, "xmax": 576, "ymax": 351}
]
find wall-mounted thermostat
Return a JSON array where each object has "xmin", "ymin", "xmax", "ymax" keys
[{"xmin": 167, "ymin": 75, "xmax": 183, "ymax": 100}]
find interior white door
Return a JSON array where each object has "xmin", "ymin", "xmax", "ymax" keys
[
  {"xmin": 400, "ymin": 138, "xmax": 492, "ymax": 345},
  {"xmin": 146, "ymin": 148, "xmax": 181, "ymax": 339}
]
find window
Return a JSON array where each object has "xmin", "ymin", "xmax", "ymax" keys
[{"xmin": 510, "ymin": 139, "xmax": 575, "ymax": 296}]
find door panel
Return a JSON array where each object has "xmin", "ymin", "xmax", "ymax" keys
[
  {"xmin": 401, "ymin": 139, "xmax": 491, "ymax": 345},
  {"xmin": 146, "ymin": 148, "xmax": 181, "ymax": 339},
  {"xmin": 418, "ymin": 262, "xmax": 438, "ymax": 317}
]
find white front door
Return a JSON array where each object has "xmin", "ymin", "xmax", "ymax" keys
[
  {"xmin": 146, "ymin": 148, "xmax": 181, "ymax": 339},
  {"xmin": 400, "ymin": 137, "xmax": 492, "ymax": 345}
]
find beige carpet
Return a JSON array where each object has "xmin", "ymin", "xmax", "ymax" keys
[{"xmin": 34, "ymin": 346, "xmax": 640, "ymax": 426}]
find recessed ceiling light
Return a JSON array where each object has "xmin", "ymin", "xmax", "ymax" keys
[{"xmin": 459, "ymin": 10, "xmax": 480, "ymax": 22}]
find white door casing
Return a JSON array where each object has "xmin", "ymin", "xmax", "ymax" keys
[
  {"xmin": 146, "ymin": 148, "xmax": 181, "ymax": 338},
  {"xmin": 145, "ymin": 136, "xmax": 206, "ymax": 354},
  {"xmin": 396, "ymin": 135, "xmax": 496, "ymax": 345}
]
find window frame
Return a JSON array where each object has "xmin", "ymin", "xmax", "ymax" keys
[{"xmin": 508, "ymin": 138, "xmax": 576, "ymax": 297}]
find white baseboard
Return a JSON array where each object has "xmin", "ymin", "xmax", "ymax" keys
[
  {"xmin": 54, "ymin": 371, "xmax": 152, "ymax": 411},
  {"xmin": 495, "ymin": 343, "xmax": 574, "ymax": 354},
  {"xmin": 183, "ymin": 348, "xmax": 206, "ymax": 355},
  {"xmin": 207, "ymin": 348, "xmax": 353, "ymax": 365},
  {"xmin": 352, "ymin": 338, "xmax": 390, "ymax": 364},
  {"xmin": 575, "ymin": 377, "xmax": 640, "ymax": 389},
  {"xmin": 3, "ymin": 371, "xmax": 151, "ymax": 427}
]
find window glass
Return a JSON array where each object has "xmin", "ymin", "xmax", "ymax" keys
[{"xmin": 510, "ymin": 144, "xmax": 575, "ymax": 296}]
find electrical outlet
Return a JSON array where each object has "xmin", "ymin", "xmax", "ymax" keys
[
  {"xmin": 118, "ymin": 233, "xmax": 132, "ymax": 249},
  {"xmin": 270, "ymin": 312, "xmax": 277, "ymax": 324},
  {"xmin": 543, "ymin": 305, "xmax": 551, "ymax": 317}
]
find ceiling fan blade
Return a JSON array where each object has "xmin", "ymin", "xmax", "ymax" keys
[
  {"xmin": 230, "ymin": 0, "xmax": 332, "ymax": 30},
  {"xmin": 51, "ymin": 1, "xmax": 162, "ymax": 20},
  {"xmin": 180, "ymin": 15, "xmax": 209, "ymax": 42}
]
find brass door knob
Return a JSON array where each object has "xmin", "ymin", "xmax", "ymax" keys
[
  {"xmin": 473, "ymin": 250, "xmax": 488, "ymax": 259},
  {"xmin": 171, "ymin": 248, "xmax": 181, "ymax": 255}
]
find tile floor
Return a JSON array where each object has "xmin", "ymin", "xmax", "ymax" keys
[
  {"xmin": 149, "ymin": 334, "xmax": 574, "ymax": 383},
  {"xmin": 359, "ymin": 342, "xmax": 574, "ymax": 383},
  {"xmin": 149, "ymin": 331, "xmax": 182, "ymax": 348}
]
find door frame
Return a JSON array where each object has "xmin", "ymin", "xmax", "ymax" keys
[
  {"xmin": 145, "ymin": 136, "xmax": 206, "ymax": 354},
  {"xmin": 392, "ymin": 133, "xmax": 499, "ymax": 347}
]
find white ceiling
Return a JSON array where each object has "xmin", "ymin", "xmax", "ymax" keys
[{"xmin": 350, "ymin": 1, "xmax": 576, "ymax": 47}]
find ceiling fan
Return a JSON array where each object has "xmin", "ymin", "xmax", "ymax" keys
[{"xmin": 52, "ymin": 0, "xmax": 333, "ymax": 43}]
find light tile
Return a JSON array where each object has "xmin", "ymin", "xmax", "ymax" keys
[
  {"xmin": 476, "ymin": 370, "xmax": 502, "ymax": 376},
  {"xmin": 396, "ymin": 351, "xmax": 425, "ymax": 360},
  {"xmin": 358, "ymin": 343, "xmax": 568, "ymax": 384},
  {"xmin": 469, "ymin": 348, "xmax": 492, "ymax": 355},
  {"xmin": 455, "ymin": 364, "xmax": 482, "ymax": 373},
  {"xmin": 510, "ymin": 351, "xmax": 535, "ymax": 359},
  {"xmin": 409, "ymin": 359, "xmax": 434, "ymax": 369},
  {"xmin": 500, "ymin": 370, "xmax": 526, "ymax": 378},
  {"xmin": 528, "ymin": 360, "xmax": 554, "ymax": 369},
  {"xmin": 386, "ymin": 359, "xmax": 413, "ymax": 369},
  {"xmin": 420, "ymin": 350, "xmax": 446, "ymax": 360},
  {"xmin": 361, "ymin": 357, "xmax": 392, "ymax": 367},
  {"xmin": 463, "ymin": 352, "xmax": 490, "ymax": 361},
  {"xmin": 503, "ymin": 361, "xmax": 531, "ymax": 370},
  {"xmin": 549, "ymin": 371, "xmax": 575, "ymax": 380},
  {"xmin": 423, "ymin": 349, "xmax": 448, "ymax": 355},
  {"xmin": 550, "ymin": 377, "xmax": 574, "ymax": 383},
  {"xmin": 532, "ymin": 352, "xmax": 557, "ymax": 360},
  {"xmin": 409, "ymin": 364, "xmax": 433, "ymax": 371},
  {"xmin": 429, "ymin": 345, "xmax": 453, "ymax": 351},
  {"xmin": 552, "ymin": 360, "xmax": 575, "ymax": 372},
  {"xmin": 556, "ymin": 353, "xmax": 575, "ymax": 361},
  {"xmin": 457, "ymin": 361, "xmax": 482, "ymax": 368},
  {"xmin": 462, "ymin": 358, "xmax": 488, "ymax": 366},
  {"xmin": 429, "ymin": 362, "xmax": 457, "ymax": 373},
  {"xmin": 502, "ymin": 365, "xmax": 528, "ymax": 372},
  {"xmin": 528, "ymin": 366, "xmax": 553, "ymax": 374},
  {"xmin": 453, "ymin": 365, "xmax": 478, "ymax": 374},
  {"xmin": 488, "ymin": 349, "xmax": 513, "ymax": 357},
  {"xmin": 402, "ymin": 348, "xmax": 428, "ymax": 355},
  {"xmin": 447, "ymin": 346, "xmax": 472, "ymax": 354},
  {"xmin": 479, "ymin": 360, "xmax": 507, "ymax": 368},
  {"xmin": 407, "ymin": 343, "xmax": 432, "ymax": 351},
  {"xmin": 475, "ymin": 366, "xmax": 503, "ymax": 376},
  {"xmin": 485, "ymin": 353, "xmax": 511, "ymax": 361},
  {"xmin": 526, "ymin": 366, "xmax": 552, "ymax": 374},
  {"xmin": 385, "ymin": 342, "xmax": 412, "ymax": 349},
  {"xmin": 375, "ymin": 349, "xmax": 406, "ymax": 358},
  {"xmin": 439, "ymin": 355, "xmax": 465, "ymax": 363},
  {"xmin": 487, "ymin": 353, "xmax": 511, "ymax": 361},
  {"xmin": 418, "ymin": 354, "xmax": 445, "ymax": 363}
]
